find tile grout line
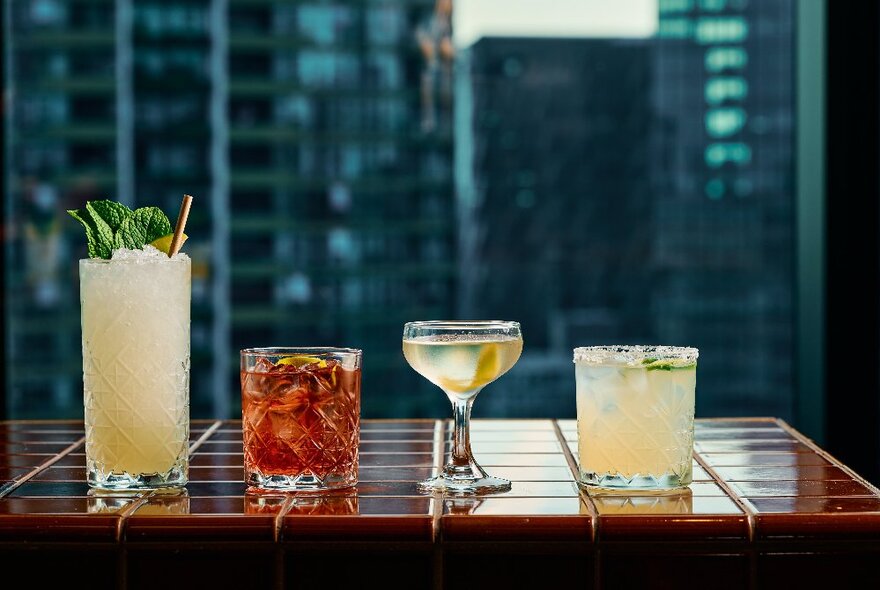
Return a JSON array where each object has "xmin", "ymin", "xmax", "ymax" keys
[
  {"xmin": 551, "ymin": 420, "xmax": 597, "ymax": 543},
  {"xmin": 429, "ymin": 418, "xmax": 446, "ymax": 544},
  {"xmin": 0, "ymin": 436, "xmax": 86, "ymax": 499},
  {"xmin": 775, "ymin": 418, "xmax": 880, "ymax": 497},
  {"xmin": 188, "ymin": 420, "xmax": 224, "ymax": 456},
  {"xmin": 115, "ymin": 490, "xmax": 157, "ymax": 542},
  {"xmin": 692, "ymin": 449, "xmax": 757, "ymax": 542},
  {"xmin": 274, "ymin": 495, "xmax": 297, "ymax": 543},
  {"xmin": 430, "ymin": 419, "xmax": 445, "ymax": 590}
]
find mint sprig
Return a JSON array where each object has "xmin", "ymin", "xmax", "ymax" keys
[{"xmin": 67, "ymin": 200, "xmax": 172, "ymax": 259}]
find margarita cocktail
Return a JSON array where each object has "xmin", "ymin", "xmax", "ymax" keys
[{"xmin": 574, "ymin": 345, "xmax": 697, "ymax": 490}]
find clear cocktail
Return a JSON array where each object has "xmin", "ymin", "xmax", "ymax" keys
[
  {"xmin": 403, "ymin": 321, "xmax": 523, "ymax": 494},
  {"xmin": 574, "ymin": 345, "xmax": 697, "ymax": 490},
  {"xmin": 80, "ymin": 247, "xmax": 190, "ymax": 489}
]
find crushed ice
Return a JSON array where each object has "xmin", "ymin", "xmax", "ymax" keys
[{"xmin": 111, "ymin": 244, "xmax": 190, "ymax": 262}]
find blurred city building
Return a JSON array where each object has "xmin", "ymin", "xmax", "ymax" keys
[
  {"xmin": 462, "ymin": 0, "xmax": 795, "ymax": 419},
  {"xmin": 4, "ymin": 0, "xmax": 795, "ymax": 421},
  {"xmin": 459, "ymin": 37, "xmax": 655, "ymax": 418},
  {"xmin": 5, "ymin": 0, "xmax": 454, "ymax": 418},
  {"xmin": 653, "ymin": 0, "xmax": 794, "ymax": 417}
]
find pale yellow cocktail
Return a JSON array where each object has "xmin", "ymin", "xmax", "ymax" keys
[{"xmin": 80, "ymin": 246, "xmax": 190, "ymax": 489}]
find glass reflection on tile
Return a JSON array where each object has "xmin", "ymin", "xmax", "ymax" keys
[
  {"xmin": 286, "ymin": 492, "xmax": 359, "ymax": 516},
  {"xmin": 444, "ymin": 497, "xmax": 585, "ymax": 515},
  {"xmin": 244, "ymin": 491, "xmax": 288, "ymax": 515},
  {"xmin": 134, "ymin": 490, "xmax": 191, "ymax": 515},
  {"xmin": 444, "ymin": 497, "xmax": 485, "ymax": 515},
  {"xmin": 590, "ymin": 489, "xmax": 693, "ymax": 515},
  {"xmin": 87, "ymin": 490, "xmax": 140, "ymax": 514}
]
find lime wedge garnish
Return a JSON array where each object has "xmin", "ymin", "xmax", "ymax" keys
[
  {"xmin": 150, "ymin": 232, "xmax": 187, "ymax": 254},
  {"xmin": 642, "ymin": 358, "xmax": 696, "ymax": 371},
  {"xmin": 276, "ymin": 355, "xmax": 327, "ymax": 368}
]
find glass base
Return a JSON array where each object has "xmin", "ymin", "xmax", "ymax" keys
[
  {"xmin": 579, "ymin": 469, "xmax": 691, "ymax": 491},
  {"xmin": 418, "ymin": 474, "xmax": 511, "ymax": 494},
  {"xmin": 246, "ymin": 470, "xmax": 357, "ymax": 492},
  {"xmin": 88, "ymin": 465, "xmax": 187, "ymax": 491}
]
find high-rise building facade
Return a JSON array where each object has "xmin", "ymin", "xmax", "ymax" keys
[
  {"xmin": 460, "ymin": 0, "xmax": 795, "ymax": 419},
  {"xmin": 5, "ymin": 0, "xmax": 454, "ymax": 419},
  {"xmin": 654, "ymin": 0, "xmax": 795, "ymax": 418},
  {"xmin": 460, "ymin": 38, "xmax": 656, "ymax": 417}
]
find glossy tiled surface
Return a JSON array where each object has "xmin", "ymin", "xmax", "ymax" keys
[{"xmin": 1, "ymin": 418, "xmax": 879, "ymax": 587}]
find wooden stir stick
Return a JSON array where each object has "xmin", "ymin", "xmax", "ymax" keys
[{"xmin": 168, "ymin": 195, "xmax": 193, "ymax": 258}]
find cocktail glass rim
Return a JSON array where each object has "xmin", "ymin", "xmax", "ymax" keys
[
  {"xmin": 573, "ymin": 345, "xmax": 698, "ymax": 364},
  {"xmin": 241, "ymin": 346, "xmax": 362, "ymax": 356}
]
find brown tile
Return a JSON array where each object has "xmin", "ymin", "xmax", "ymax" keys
[
  {"xmin": 459, "ymin": 441, "xmax": 563, "ymax": 454},
  {"xmin": 30, "ymin": 466, "xmax": 87, "ymax": 482},
  {"xmin": 699, "ymin": 452, "xmax": 831, "ymax": 467},
  {"xmin": 695, "ymin": 440, "xmax": 813, "ymax": 453},
  {"xmin": 0, "ymin": 466, "xmax": 33, "ymax": 482},
  {"xmin": 0, "ymin": 497, "xmax": 131, "ymax": 541},
  {"xmin": 355, "ymin": 481, "xmax": 426, "ymax": 496},
  {"xmin": 595, "ymin": 495, "xmax": 743, "ymax": 515},
  {"xmin": 441, "ymin": 497, "xmax": 591, "ymax": 541},
  {"xmin": 485, "ymin": 466, "xmax": 575, "ymax": 482},
  {"xmin": 466, "ymin": 420, "xmax": 555, "ymax": 431},
  {"xmin": 282, "ymin": 497, "xmax": 433, "ymax": 541},
  {"xmin": 9, "ymin": 481, "xmax": 94, "ymax": 497},
  {"xmin": 443, "ymin": 496, "xmax": 585, "ymax": 516},
  {"xmin": 185, "ymin": 482, "xmax": 248, "ymax": 496},
  {"xmin": 360, "ymin": 441, "xmax": 434, "ymax": 453},
  {"xmin": 3, "ymin": 432, "xmax": 84, "ymax": 443},
  {"xmin": 355, "ymin": 497, "xmax": 432, "ymax": 515},
  {"xmin": 683, "ymin": 482, "xmax": 730, "ymax": 496},
  {"xmin": 195, "ymin": 441, "xmax": 243, "ymax": 453},
  {"xmin": 695, "ymin": 427, "xmax": 790, "ymax": 441},
  {"xmin": 465, "ymin": 430, "xmax": 562, "ymax": 442},
  {"xmin": 464, "ymin": 453, "xmax": 569, "ymax": 467},
  {"xmin": 712, "ymin": 465, "xmax": 851, "ymax": 481},
  {"xmin": 284, "ymin": 493, "xmax": 359, "ymax": 516},
  {"xmin": 189, "ymin": 453, "xmax": 244, "ymax": 467},
  {"xmin": 126, "ymin": 492, "xmax": 277, "ymax": 541},
  {"xmin": 748, "ymin": 496, "xmax": 880, "ymax": 513},
  {"xmin": 52, "ymin": 453, "xmax": 87, "ymax": 467},
  {"xmin": 361, "ymin": 420, "xmax": 436, "ymax": 431},
  {"xmin": 188, "ymin": 466, "xmax": 244, "ymax": 482},
  {"xmin": 755, "ymin": 511, "xmax": 880, "ymax": 540},
  {"xmin": 359, "ymin": 467, "xmax": 436, "ymax": 482},
  {"xmin": 360, "ymin": 430, "xmax": 435, "ymax": 441},
  {"xmin": 692, "ymin": 464, "xmax": 713, "ymax": 481},
  {"xmin": 207, "ymin": 430, "xmax": 245, "ymax": 441},
  {"xmin": 731, "ymin": 480, "xmax": 878, "ymax": 498},
  {"xmin": 0, "ymin": 454, "xmax": 58, "ymax": 468},
  {"xmin": 359, "ymin": 453, "xmax": 434, "ymax": 467},
  {"xmin": 602, "ymin": 554, "xmax": 749, "ymax": 589},
  {"xmin": 0, "ymin": 421, "xmax": 82, "ymax": 432}
]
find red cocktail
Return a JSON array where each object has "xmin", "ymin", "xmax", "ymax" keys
[{"xmin": 240, "ymin": 348, "xmax": 361, "ymax": 490}]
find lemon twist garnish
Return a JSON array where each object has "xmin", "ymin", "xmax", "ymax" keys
[{"xmin": 276, "ymin": 355, "xmax": 327, "ymax": 368}]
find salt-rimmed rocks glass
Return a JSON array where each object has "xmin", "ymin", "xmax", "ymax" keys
[{"xmin": 574, "ymin": 345, "xmax": 698, "ymax": 490}]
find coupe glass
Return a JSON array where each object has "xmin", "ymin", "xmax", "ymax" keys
[{"xmin": 403, "ymin": 320, "xmax": 523, "ymax": 493}]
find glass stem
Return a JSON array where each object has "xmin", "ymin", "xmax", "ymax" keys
[{"xmin": 450, "ymin": 397, "xmax": 475, "ymax": 469}]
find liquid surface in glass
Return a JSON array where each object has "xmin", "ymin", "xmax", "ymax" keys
[{"xmin": 402, "ymin": 334, "xmax": 523, "ymax": 398}]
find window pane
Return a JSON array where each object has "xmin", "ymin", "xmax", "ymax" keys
[{"xmin": 4, "ymin": 0, "xmax": 796, "ymax": 422}]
